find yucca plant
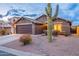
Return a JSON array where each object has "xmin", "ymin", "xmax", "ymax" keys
[{"xmin": 45, "ymin": 3, "xmax": 59, "ymax": 42}]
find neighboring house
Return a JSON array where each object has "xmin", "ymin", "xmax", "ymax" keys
[
  {"xmin": 36, "ymin": 14, "xmax": 72, "ymax": 34},
  {"xmin": 0, "ymin": 20, "xmax": 5, "ymax": 29},
  {"xmin": 1, "ymin": 24, "xmax": 11, "ymax": 34},
  {"xmin": 8, "ymin": 17, "xmax": 22, "ymax": 34},
  {"xmin": 75, "ymin": 25, "xmax": 79, "ymax": 36},
  {"xmin": 8, "ymin": 17, "xmax": 21, "ymax": 24},
  {"xmin": 11, "ymin": 17, "xmax": 44, "ymax": 34},
  {"xmin": 0, "ymin": 20, "xmax": 11, "ymax": 34}
]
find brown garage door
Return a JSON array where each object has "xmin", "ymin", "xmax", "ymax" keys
[{"xmin": 16, "ymin": 24, "xmax": 32, "ymax": 34}]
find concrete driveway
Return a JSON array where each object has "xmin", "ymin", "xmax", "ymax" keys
[
  {"xmin": 0, "ymin": 50, "xmax": 15, "ymax": 56},
  {"xmin": 0, "ymin": 34, "xmax": 21, "ymax": 56},
  {"xmin": 0, "ymin": 34, "xmax": 41, "ymax": 56},
  {"xmin": 0, "ymin": 34, "xmax": 21, "ymax": 45}
]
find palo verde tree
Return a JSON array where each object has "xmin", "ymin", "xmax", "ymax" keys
[{"xmin": 45, "ymin": 3, "xmax": 59, "ymax": 42}]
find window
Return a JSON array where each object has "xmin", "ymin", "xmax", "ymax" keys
[{"xmin": 54, "ymin": 24, "xmax": 62, "ymax": 32}]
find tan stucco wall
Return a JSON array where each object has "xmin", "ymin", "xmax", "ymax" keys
[
  {"xmin": 53, "ymin": 20, "xmax": 71, "ymax": 33},
  {"xmin": 16, "ymin": 19, "xmax": 32, "ymax": 25},
  {"xmin": 33, "ymin": 24, "xmax": 44, "ymax": 34},
  {"xmin": 36, "ymin": 16, "xmax": 47, "ymax": 23}
]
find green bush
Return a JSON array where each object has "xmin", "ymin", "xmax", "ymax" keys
[
  {"xmin": 19, "ymin": 34, "xmax": 32, "ymax": 46},
  {"xmin": 0, "ymin": 29, "xmax": 6, "ymax": 35}
]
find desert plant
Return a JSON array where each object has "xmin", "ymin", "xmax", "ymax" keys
[
  {"xmin": 52, "ymin": 30, "xmax": 58, "ymax": 36},
  {"xmin": 45, "ymin": 3, "xmax": 59, "ymax": 42},
  {"xmin": 45, "ymin": 3, "xmax": 53, "ymax": 42},
  {"xmin": 64, "ymin": 33, "xmax": 70, "ymax": 36},
  {"xmin": 19, "ymin": 34, "xmax": 32, "ymax": 45},
  {"xmin": 43, "ymin": 30, "xmax": 47, "ymax": 35},
  {"xmin": 0, "ymin": 29, "xmax": 6, "ymax": 35}
]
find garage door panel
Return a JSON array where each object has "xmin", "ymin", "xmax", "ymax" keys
[{"xmin": 16, "ymin": 24, "xmax": 32, "ymax": 34}]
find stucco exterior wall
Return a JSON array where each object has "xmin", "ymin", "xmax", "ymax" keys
[
  {"xmin": 62, "ymin": 22, "xmax": 71, "ymax": 33},
  {"xmin": 33, "ymin": 24, "xmax": 44, "ymax": 34},
  {"xmin": 51, "ymin": 19, "xmax": 71, "ymax": 34},
  {"xmin": 36, "ymin": 15, "xmax": 47, "ymax": 23},
  {"xmin": 16, "ymin": 19, "xmax": 32, "ymax": 25}
]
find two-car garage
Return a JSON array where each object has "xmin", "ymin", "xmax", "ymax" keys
[
  {"xmin": 16, "ymin": 23, "xmax": 32, "ymax": 34},
  {"xmin": 16, "ymin": 23, "xmax": 44, "ymax": 34}
]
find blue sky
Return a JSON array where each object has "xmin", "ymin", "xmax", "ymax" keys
[{"xmin": 0, "ymin": 3, "xmax": 79, "ymax": 26}]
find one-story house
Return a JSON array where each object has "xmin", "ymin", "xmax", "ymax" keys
[
  {"xmin": 71, "ymin": 25, "xmax": 79, "ymax": 36},
  {"xmin": 74, "ymin": 25, "xmax": 79, "ymax": 36},
  {"xmin": 8, "ymin": 17, "xmax": 22, "ymax": 34},
  {"xmin": 0, "ymin": 20, "xmax": 11, "ymax": 34},
  {"xmin": 2, "ymin": 24, "xmax": 11, "ymax": 34},
  {"xmin": 11, "ymin": 14, "xmax": 72, "ymax": 35}
]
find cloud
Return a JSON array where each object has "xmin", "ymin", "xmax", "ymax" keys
[
  {"xmin": 58, "ymin": 3, "xmax": 79, "ymax": 25},
  {"xmin": 0, "ymin": 8, "xmax": 38, "ymax": 18},
  {"xmin": 0, "ymin": 3, "xmax": 78, "ymax": 25}
]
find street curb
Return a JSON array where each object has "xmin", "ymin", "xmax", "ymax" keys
[{"xmin": 0, "ymin": 46, "xmax": 45, "ymax": 56}]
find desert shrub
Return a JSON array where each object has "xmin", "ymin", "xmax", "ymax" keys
[
  {"xmin": 43, "ymin": 30, "xmax": 59, "ymax": 36},
  {"xmin": 0, "ymin": 29, "xmax": 6, "ymax": 35},
  {"xmin": 64, "ymin": 33, "xmax": 70, "ymax": 36},
  {"xmin": 52, "ymin": 30, "xmax": 58, "ymax": 36},
  {"xmin": 58, "ymin": 31, "xmax": 70, "ymax": 36},
  {"xmin": 43, "ymin": 30, "xmax": 47, "ymax": 35},
  {"xmin": 19, "ymin": 34, "xmax": 32, "ymax": 45},
  {"xmin": 59, "ymin": 32, "xmax": 64, "ymax": 35}
]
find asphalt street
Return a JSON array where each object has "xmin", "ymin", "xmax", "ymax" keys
[{"xmin": 0, "ymin": 50, "xmax": 16, "ymax": 56}]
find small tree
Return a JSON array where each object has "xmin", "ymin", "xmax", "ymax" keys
[{"xmin": 45, "ymin": 3, "xmax": 59, "ymax": 42}]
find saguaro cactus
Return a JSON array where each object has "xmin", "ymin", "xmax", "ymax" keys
[
  {"xmin": 45, "ymin": 3, "xmax": 59, "ymax": 42},
  {"xmin": 45, "ymin": 3, "xmax": 52, "ymax": 42}
]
